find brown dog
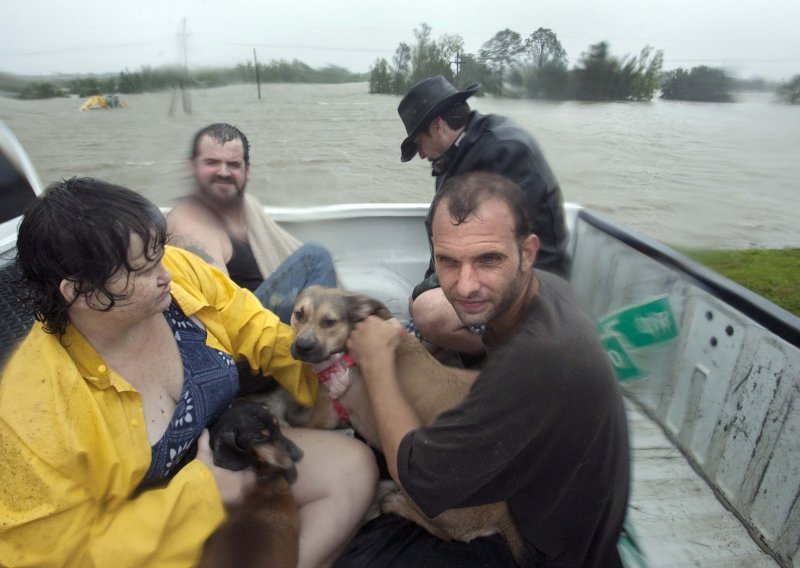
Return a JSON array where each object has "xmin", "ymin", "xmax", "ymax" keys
[
  {"xmin": 290, "ymin": 285, "xmax": 525, "ymax": 564},
  {"xmin": 198, "ymin": 400, "xmax": 303, "ymax": 568}
]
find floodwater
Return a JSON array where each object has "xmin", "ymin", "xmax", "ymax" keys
[{"xmin": 0, "ymin": 82, "xmax": 798, "ymax": 249}]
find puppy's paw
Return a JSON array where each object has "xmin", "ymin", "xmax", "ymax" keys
[{"xmin": 379, "ymin": 490, "xmax": 406, "ymax": 515}]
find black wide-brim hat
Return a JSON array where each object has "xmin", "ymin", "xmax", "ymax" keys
[{"xmin": 398, "ymin": 76, "xmax": 480, "ymax": 162}]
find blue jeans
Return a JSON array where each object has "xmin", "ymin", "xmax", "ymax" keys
[{"xmin": 252, "ymin": 242, "xmax": 337, "ymax": 324}]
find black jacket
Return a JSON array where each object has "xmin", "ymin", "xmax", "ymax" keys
[{"xmin": 414, "ymin": 112, "xmax": 571, "ymax": 298}]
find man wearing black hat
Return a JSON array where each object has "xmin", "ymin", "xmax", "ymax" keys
[{"xmin": 398, "ymin": 76, "xmax": 571, "ymax": 357}]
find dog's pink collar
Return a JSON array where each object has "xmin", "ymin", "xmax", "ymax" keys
[{"xmin": 317, "ymin": 354, "xmax": 356, "ymax": 423}]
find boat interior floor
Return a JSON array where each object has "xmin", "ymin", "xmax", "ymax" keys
[{"xmin": 625, "ymin": 398, "xmax": 780, "ymax": 567}]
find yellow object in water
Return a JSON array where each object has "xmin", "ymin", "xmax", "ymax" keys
[{"xmin": 79, "ymin": 94, "xmax": 128, "ymax": 111}]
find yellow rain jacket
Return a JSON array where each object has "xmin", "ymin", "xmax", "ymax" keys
[{"xmin": 0, "ymin": 246, "xmax": 317, "ymax": 567}]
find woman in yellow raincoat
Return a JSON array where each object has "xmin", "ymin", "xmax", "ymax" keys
[{"xmin": 0, "ymin": 177, "xmax": 377, "ymax": 567}]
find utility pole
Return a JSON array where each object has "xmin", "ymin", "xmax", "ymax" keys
[
  {"xmin": 451, "ymin": 51, "xmax": 462, "ymax": 84},
  {"xmin": 182, "ymin": 18, "xmax": 189, "ymax": 75},
  {"xmin": 253, "ymin": 48, "xmax": 261, "ymax": 100},
  {"xmin": 169, "ymin": 18, "xmax": 192, "ymax": 116}
]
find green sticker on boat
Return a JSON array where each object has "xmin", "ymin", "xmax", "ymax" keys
[
  {"xmin": 599, "ymin": 296, "xmax": 678, "ymax": 348},
  {"xmin": 601, "ymin": 334, "xmax": 642, "ymax": 381}
]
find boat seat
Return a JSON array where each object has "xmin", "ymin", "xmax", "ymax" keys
[
  {"xmin": 335, "ymin": 262, "xmax": 415, "ymax": 324},
  {"xmin": 0, "ymin": 261, "xmax": 35, "ymax": 368}
]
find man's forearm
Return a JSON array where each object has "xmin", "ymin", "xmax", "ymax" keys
[{"xmin": 359, "ymin": 354, "xmax": 420, "ymax": 485}]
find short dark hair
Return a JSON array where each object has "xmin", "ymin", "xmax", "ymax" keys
[
  {"xmin": 420, "ymin": 102, "xmax": 472, "ymax": 135},
  {"xmin": 429, "ymin": 171, "xmax": 532, "ymax": 241},
  {"xmin": 439, "ymin": 102, "xmax": 472, "ymax": 130},
  {"xmin": 15, "ymin": 177, "xmax": 167, "ymax": 336},
  {"xmin": 190, "ymin": 123, "xmax": 251, "ymax": 166}
]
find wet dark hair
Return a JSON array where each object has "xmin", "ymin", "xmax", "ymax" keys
[
  {"xmin": 428, "ymin": 171, "xmax": 532, "ymax": 241},
  {"xmin": 190, "ymin": 123, "xmax": 251, "ymax": 166},
  {"xmin": 421, "ymin": 102, "xmax": 472, "ymax": 135},
  {"xmin": 15, "ymin": 177, "xmax": 167, "ymax": 336},
  {"xmin": 439, "ymin": 102, "xmax": 472, "ymax": 130}
]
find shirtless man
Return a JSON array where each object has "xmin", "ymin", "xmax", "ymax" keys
[{"xmin": 167, "ymin": 123, "xmax": 336, "ymax": 324}]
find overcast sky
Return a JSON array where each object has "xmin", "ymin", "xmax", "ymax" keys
[{"xmin": 1, "ymin": 0, "xmax": 798, "ymax": 81}]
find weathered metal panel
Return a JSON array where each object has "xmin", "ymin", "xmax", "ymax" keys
[
  {"xmin": 571, "ymin": 212, "xmax": 800, "ymax": 566},
  {"xmin": 571, "ymin": 227, "xmax": 684, "ymax": 412},
  {"xmin": 674, "ymin": 298, "xmax": 747, "ymax": 466}
]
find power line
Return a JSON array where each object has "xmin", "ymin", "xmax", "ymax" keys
[
  {"xmin": 214, "ymin": 41, "xmax": 390, "ymax": 54},
  {"xmin": 664, "ymin": 58, "xmax": 800, "ymax": 64},
  {"xmin": 0, "ymin": 41, "xmax": 169, "ymax": 56}
]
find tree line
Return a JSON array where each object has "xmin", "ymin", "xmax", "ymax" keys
[
  {"xmin": 3, "ymin": 32, "xmax": 798, "ymax": 105},
  {"xmin": 6, "ymin": 61, "xmax": 366, "ymax": 100},
  {"xmin": 368, "ymin": 24, "xmax": 800, "ymax": 104}
]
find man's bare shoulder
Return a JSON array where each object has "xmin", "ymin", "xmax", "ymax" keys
[
  {"xmin": 166, "ymin": 199, "xmax": 232, "ymax": 272},
  {"xmin": 167, "ymin": 199, "xmax": 220, "ymax": 229}
]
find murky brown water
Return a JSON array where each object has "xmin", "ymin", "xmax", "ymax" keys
[{"xmin": 1, "ymin": 82, "xmax": 798, "ymax": 249}]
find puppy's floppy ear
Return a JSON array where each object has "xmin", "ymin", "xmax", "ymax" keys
[
  {"xmin": 345, "ymin": 294, "xmax": 392, "ymax": 322},
  {"xmin": 211, "ymin": 429, "xmax": 257, "ymax": 471},
  {"xmin": 253, "ymin": 443, "xmax": 302, "ymax": 485},
  {"xmin": 209, "ymin": 399, "xmax": 275, "ymax": 470}
]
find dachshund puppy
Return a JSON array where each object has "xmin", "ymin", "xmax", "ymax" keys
[{"xmin": 198, "ymin": 400, "xmax": 303, "ymax": 568}]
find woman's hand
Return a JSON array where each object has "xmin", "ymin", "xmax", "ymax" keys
[
  {"xmin": 346, "ymin": 316, "xmax": 405, "ymax": 372},
  {"xmin": 196, "ymin": 429, "xmax": 256, "ymax": 506}
]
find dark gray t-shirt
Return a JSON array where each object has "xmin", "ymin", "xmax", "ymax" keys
[{"xmin": 397, "ymin": 272, "xmax": 630, "ymax": 567}]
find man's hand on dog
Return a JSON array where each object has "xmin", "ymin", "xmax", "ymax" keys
[{"xmin": 347, "ymin": 316, "xmax": 405, "ymax": 375}]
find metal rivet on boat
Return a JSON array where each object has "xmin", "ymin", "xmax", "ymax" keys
[
  {"xmin": 705, "ymin": 311, "xmax": 713, "ymax": 321},
  {"xmin": 725, "ymin": 325, "xmax": 734, "ymax": 336},
  {"xmin": 710, "ymin": 337, "xmax": 718, "ymax": 347}
]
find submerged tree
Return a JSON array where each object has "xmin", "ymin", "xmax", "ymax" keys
[
  {"xmin": 478, "ymin": 29, "xmax": 524, "ymax": 96},
  {"xmin": 18, "ymin": 81, "xmax": 66, "ymax": 100},
  {"xmin": 371, "ymin": 24, "xmax": 460, "ymax": 95},
  {"xmin": 368, "ymin": 26, "xmax": 668, "ymax": 103},
  {"xmin": 661, "ymin": 66, "xmax": 733, "ymax": 102},
  {"xmin": 438, "ymin": 33, "xmax": 466, "ymax": 82},
  {"xmin": 525, "ymin": 28, "xmax": 567, "ymax": 69},
  {"xmin": 457, "ymin": 53, "xmax": 493, "ymax": 92},
  {"xmin": 510, "ymin": 28, "xmax": 569, "ymax": 99},
  {"xmin": 368, "ymin": 58, "xmax": 392, "ymax": 94},
  {"xmin": 570, "ymin": 42, "xmax": 618, "ymax": 100},
  {"xmin": 117, "ymin": 69, "xmax": 145, "ymax": 93},
  {"xmin": 778, "ymin": 75, "xmax": 800, "ymax": 104},
  {"xmin": 438, "ymin": 34, "xmax": 465, "ymax": 64},
  {"xmin": 392, "ymin": 43, "xmax": 412, "ymax": 94},
  {"xmin": 622, "ymin": 46, "xmax": 663, "ymax": 101},
  {"xmin": 571, "ymin": 41, "xmax": 662, "ymax": 101},
  {"xmin": 410, "ymin": 23, "xmax": 454, "ymax": 84}
]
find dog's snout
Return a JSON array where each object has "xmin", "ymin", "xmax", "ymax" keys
[{"xmin": 292, "ymin": 334, "xmax": 316, "ymax": 355}]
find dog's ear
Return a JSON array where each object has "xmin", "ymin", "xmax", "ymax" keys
[
  {"xmin": 285, "ymin": 438, "xmax": 304, "ymax": 463},
  {"xmin": 253, "ymin": 439, "xmax": 304, "ymax": 484},
  {"xmin": 209, "ymin": 399, "xmax": 278, "ymax": 470},
  {"xmin": 211, "ymin": 429, "xmax": 257, "ymax": 471},
  {"xmin": 345, "ymin": 294, "xmax": 392, "ymax": 322}
]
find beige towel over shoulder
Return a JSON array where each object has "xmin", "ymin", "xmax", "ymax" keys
[{"xmin": 243, "ymin": 193, "xmax": 301, "ymax": 277}]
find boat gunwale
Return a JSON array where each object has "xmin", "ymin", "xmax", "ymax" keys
[{"xmin": 575, "ymin": 208, "xmax": 800, "ymax": 349}]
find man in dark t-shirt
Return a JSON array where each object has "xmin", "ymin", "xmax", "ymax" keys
[{"xmin": 341, "ymin": 171, "xmax": 630, "ymax": 567}]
